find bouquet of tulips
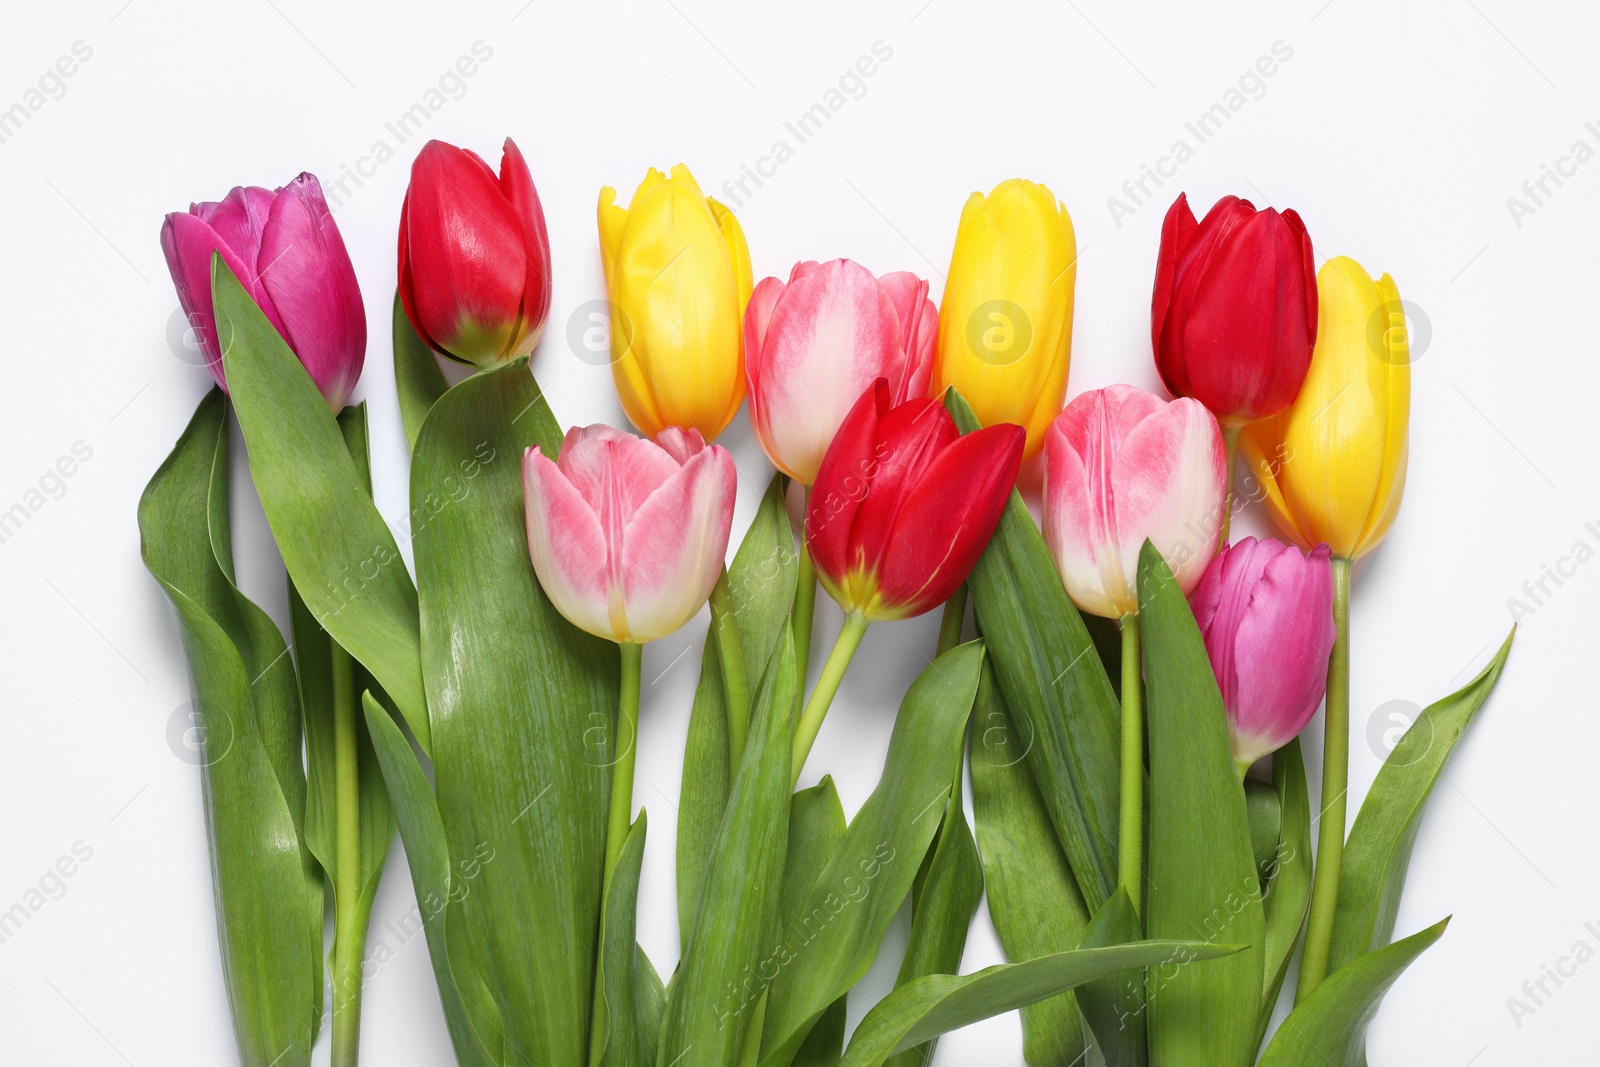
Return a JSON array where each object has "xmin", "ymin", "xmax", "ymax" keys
[{"xmin": 139, "ymin": 138, "xmax": 1510, "ymax": 1067}]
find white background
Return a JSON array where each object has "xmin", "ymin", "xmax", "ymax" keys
[{"xmin": 1, "ymin": 0, "xmax": 1595, "ymax": 1063}]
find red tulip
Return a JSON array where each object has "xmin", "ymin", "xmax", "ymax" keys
[
  {"xmin": 398, "ymin": 137, "xmax": 552, "ymax": 369},
  {"xmin": 161, "ymin": 173, "xmax": 365, "ymax": 411},
  {"xmin": 1151, "ymin": 193, "xmax": 1317, "ymax": 426},
  {"xmin": 806, "ymin": 380, "xmax": 1023, "ymax": 621}
]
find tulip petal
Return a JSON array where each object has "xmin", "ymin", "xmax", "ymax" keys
[
  {"xmin": 874, "ymin": 422, "xmax": 1023, "ymax": 618},
  {"xmin": 806, "ymin": 380, "xmax": 888, "ymax": 589},
  {"xmin": 846, "ymin": 396, "xmax": 957, "ymax": 583},
  {"xmin": 876, "ymin": 270, "xmax": 937, "ymax": 402},
  {"xmin": 160, "ymin": 211, "xmax": 283, "ymax": 390},
  {"xmin": 743, "ymin": 275, "xmax": 786, "ymax": 373},
  {"xmin": 1228, "ymin": 543, "xmax": 1335, "ymax": 758},
  {"xmin": 258, "ymin": 173, "xmax": 366, "ymax": 411},
  {"xmin": 1151, "ymin": 191, "xmax": 1198, "ymax": 363},
  {"xmin": 1111, "ymin": 395, "xmax": 1225, "ymax": 597},
  {"xmin": 497, "ymin": 138, "xmax": 553, "ymax": 354},
  {"xmin": 557, "ymin": 424, "xmax": 682, "ymax": 537},
  {"xmin": 619, "ymin": 445, "xmax": 737, "ymax": 643},
  {"xmin": 194, "ymin": 186, "xmax": 277, "ymax": 277},
  {"xmin": 523, "ymin": 446, "xmax": 615, "ymax": 641}
]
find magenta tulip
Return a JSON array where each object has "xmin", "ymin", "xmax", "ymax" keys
[
  {"xmin": 1191, "ymin": 536, "xmax": 1337, "ymax": 773},
  {"xmin": 745, "ymin": 259, "xmax": 936, "ymax": 484},
  {"xmin": 1043, "ymin": 384, "xmax": 1226, "ymax": 618},
  {"xmin": 522, "ymin": 424, "xmax": 736, "ymax": 645},
  {"xmin": 161, "ymin": 173, "xmax": 365, "ymax": 411}
]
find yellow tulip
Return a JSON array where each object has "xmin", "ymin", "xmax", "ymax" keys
[
  {"xmin": 598, "ymin": 164, "xmax": 752, "ymax": 441},
  {"xmin": 931, "ymin": 179, "xmax": 1077, "ymax": 460},
  {"xmin": 1241, "ymin": 256, "xmax": 1410, "ymax": 561}
]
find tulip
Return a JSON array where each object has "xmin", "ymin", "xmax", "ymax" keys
[
  {"xmin": 598, "ymin": 165, "xmax": 752, "ymax": 441},
  {"xmin": 1043, "ymin": 385, "xmax": 1227, "ymax": 620},
  {"xmin": 1152, "ymin": 193, "xmax": 1317, "ymax": 427},
  {"xmin": 1042, "ymin": 383, "xmax": 1225, "ymax": 913},
  {"xmin": 1242, "ymin": 256, "xmax": 1411, "ymax": 1001},
  {"xmin": 745, "ymin": 259, "xmax": 936, "ymax": 485},
  {"xmin": 398, "ymin": 138, "xmax": 552, "ymax": 370},
  {"xmin": 931, "ymin": 179, "xmax": 1077, "ymax": 461},
  {"xmin": 792, "ymin": 379, "xmax": 1023, "ymax": 783},
  {"xmin": 1190, "ymin": 537, "xmax": 1336, "ymax": 777},
  {"xmin": 161, "ymin": 173, "xmax": 364, "ymax": 412},
  {"xmin": 1241, "ymin": 256, "xmax": 1410, "ymax": 562},
  {"xmin": 522, "ymin": 422, "xmax": 736, "ymax": 885}
]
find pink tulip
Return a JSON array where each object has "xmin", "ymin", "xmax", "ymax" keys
[
  {"xmin": 161, "ymin": 173, "xmax": 365, "ymax": 411},
  {"xmin": 522, "ymin": 424, "xmax": 736, "ymax": 645},
  {"xmin": 1191, "ymin": 536, "xmax": 1336, "ymax": 772},
  {"xmin": 745, "ymin": 259, "xmax": 936, "ymax": 484},
  {"xmin": 1043, "ymin": 384, "xmax": 1226, "ymax": 618}
]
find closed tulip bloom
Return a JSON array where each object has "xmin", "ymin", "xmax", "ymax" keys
[
  {"xmin": 522, "ymin": 424, "xmax": 736, "ymax": 645},
  {"xmin": 1152, "ymin": 194, "xmax": 1317, "ymax": 426},
  {"xmin": 1191, "ymin": 537, "xmax": 1337, "ymax": 774},
  {"xmin": 398, "ymin": 138, "xmax": 552, "ymax": 370},
  {"xmin": 1241, "ymin": 257, "xmax": 1410, "ymax": 561},
  {"xmin": 161, "ymin": 173, "xmax": 364, "ymax": 411},
  {"xmin": 745, "ymin": 259, "xmax": 936, "ymax": 484},
  {"xmin": 806, "ymin": 380, "xmax": 1023, "ymax": 622},
  {"xmin": 598, "ymin": 165, "xmax": 752, "ymax": 441},
  {"xmin": 931, "ymin": 179, "xmax": 1077, "ymax": 461},
  {"xmin": 1044, "ymin": 385, "xmax": 1227, "ymax": 619}
]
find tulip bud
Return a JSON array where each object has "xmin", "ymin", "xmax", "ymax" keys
[
  {"xmin": 398, "ymin": 138, "xmax": 552, "ymax": 370},
  {"xmin": 1191, "ymin": 537, "xmax": 1337, "ymax": 774},
  {"xmin": 806, "ymin": 380, "xmax": 1023, "ymax": 621},
  {"xmin": 1152, "ymin": 194, "xmax": 1317, "ymax": 426},
  {"xmin": 598, "ymin": 165, "xmax": 752, "ymax": 442},
  {"xmin": 931, "ymin": 179, "xmax": 1077, "ymax": 460},
  {"xmin": 745, "ymin": 259, "xmax": 936, "ymax": 485},
  {"xmin": 1240, "ymin": 257, "xmax": 1410, "ymax": 561},
  {"xmin": 1043, "ymin": 385, "xmax": 1226, "ymax": 618},
  {"xmin": 522, "ymin": 424, "xmax": 736, "ymax": 645},
  {"xmin": 161, "ymin": 173, "xmax": 365, "ymax": 412}
]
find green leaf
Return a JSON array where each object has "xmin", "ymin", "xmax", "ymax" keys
[
  {"xmin": 138, "ymin": 390, "xmax": 322, "ymax": 1067},
  {"xmin": 1138, "ymin": 540, "xmax": 1264, "ymax": 1067},
  {"xmin": 1328, "ymin": 631, "xmax": 1514, "ymax": 972},
  {"xmin": 838, "ymin": 940, "xmax": 1246, "ymax": 1067},
  {"xmin": 635, "ymin": 949, "xmax": 666, "ymax": 1065},
  {"xmin": 1258, "ymin": 739, "xmax": 1312, "ymax": 1042},
  {"xmin": 1075, "ymin": 889, "xmax": 1148, "ymax": 1067},
  {"xmin": 678, "ymin": 473, "xmax": 799, "ymax": 948},
  {"xmin": 759, "ymin": 642, "xmax": 985, "ymax": 1066},
  {"xmin": 394, "ymin": 289, "xmax": 448, "ymax": 452},
  {"xmin": 213, "ymin": 256, "xmax": 430, "ymax": 750},
  {"xmin": 594, "ymin": 814, "xmax": 651, "ymax": 1067},
  {"xmin": 1257, "ymin": 918, "xmax": 1449, "ymax": 1067},
  {"xmin": 659, "ymin": 628, "xmax": 799, "ymax": 1067},
  {"xmin": 946, "ymin": 389, "xmax": 1121, "ymax": 913},
  {"xmin": 291, "ymin": 406, "xmax": 398, "ymax": 972},
  {"xmin": 782, "ymin": 779, "xmax": 849, "ymax": 1067},
  {"xmin": 1246, "ymin": 778, "xmax": 1283, "ymax": 895},
  {"xmin": 412, "ymin": 358, "xmax": 616, "ymax": 1065},
  {"xmin": 885, "ymin": 747, "xmax": 984, "ymax": 1067},
  {"xmin": 362, "ymin": 693, "xmax": 502, "ymax": 1065},
  {"xmin": 968, "ymin": 658, "xmax": 1092, "ymax": 1067}
]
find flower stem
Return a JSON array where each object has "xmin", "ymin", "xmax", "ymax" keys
[
  {"xmin": 1118, "ymin": 613, "xmax": 1144, "ymax": 916},
  {"xmin": 790, "ymin": 613, "xmax": 869, "ymax": 787},
  {"xmin": 1219, "ymin": 424, "xmax": 1241, "ymax": 549},
  {"xmin": 936, "ymin": 583, "xmax": 968, "ymax": 658},
  {"xmin": 329, "ymin": 640, "xmax": 368, "ymax": 1067},
  {"xmin": 708, "ymin": 567, "xmax": 751, "ymax": 768},
  {"xmin": 1297, "ymin": 556, "xmax": 1351, "ymax": 1002},
  {"xmin": 794, "ymin": 533, "xmax": 818, "ymax": 691},
  {"xmin": 603, "ymin": 642, "xmax": 642, "ymax": 888}
]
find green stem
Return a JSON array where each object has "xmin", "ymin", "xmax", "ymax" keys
[
  {"xmin": 603, "ymin": 642, "xmax": 642, "ymax": 888},
  {"xmin": 1219, "ymin": 424, "xmax": 1241, "ymax": 549},
  {"xmin": 330, "ymin": 641, "xmax": 366, "ymax": 1067},
  {"xmin": 1297, "ymin": 556, "xmax": 1351, "ymax": 1002},
  {"xmin": 936, "ymin": 583, "xmax": 968, "ymax": 658},
  {"xmin": 1118, "ymin": 614, "xmax": 1144, "ymax": 916},
  {"xmin": 794, "ymin": 487, "xmax": 818, "ymax": 691},
  {"xmin": 709, "ymin": 567, "xmax": 751, "ymax": 769},
  {"xmin": 790, "ymin": 613, "xmax": 870, "ymax": 787}
]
